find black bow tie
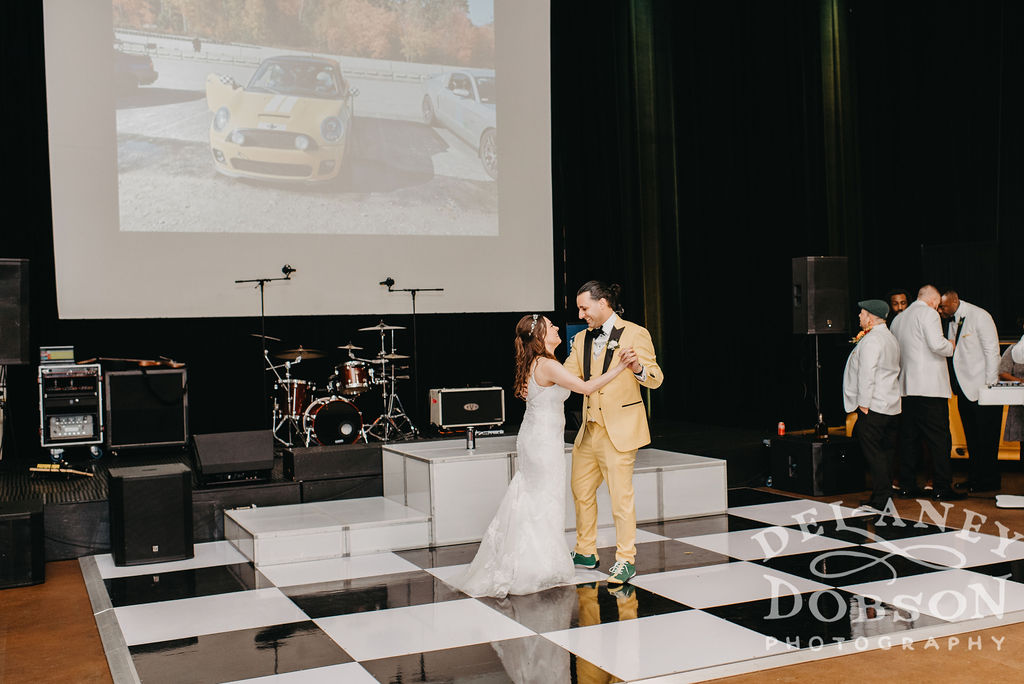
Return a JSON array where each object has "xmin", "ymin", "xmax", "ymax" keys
[{"xmin": 586, "ymin": 327, "xmax": 606, "ymax": 340}]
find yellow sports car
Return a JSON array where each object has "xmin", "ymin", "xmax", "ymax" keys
[{"xmin": 206, "ymin": 55, "xmax": 356, "ymax": 182}]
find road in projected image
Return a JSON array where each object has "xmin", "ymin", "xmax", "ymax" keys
[{"xmin": 115, "ymin": 18, "xmax": 497, "ymax": 236}]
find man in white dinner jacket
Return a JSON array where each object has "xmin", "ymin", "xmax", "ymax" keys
[
  {"xmin": 938, "ymin": 290, "xmax": 1002, "ymax": 491},
  {"xmin": 889, "ymin": 285, "xmax": 965, "ymax": 501},
  {"xmin": 1013, "ymin": 334, "xmax": 1024, "ymax": 364}
]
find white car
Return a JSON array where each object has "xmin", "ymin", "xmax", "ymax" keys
[{"xmin": 422, "ymin": 70, "xmax": 497, "ymax": 179}]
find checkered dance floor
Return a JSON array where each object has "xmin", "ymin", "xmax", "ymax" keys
[{"xmin": 80, "ymin": 489, "xmax": 1024, "ymax": 683}]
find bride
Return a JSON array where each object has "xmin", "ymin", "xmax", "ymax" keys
[{"xmin": 458, "ymin": 314, "xmax": 636, "ymax": 598}]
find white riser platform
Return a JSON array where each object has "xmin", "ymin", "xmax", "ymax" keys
[{"xmin": 225, "ymin": 498, "xmax": 430, "ymax": 567}]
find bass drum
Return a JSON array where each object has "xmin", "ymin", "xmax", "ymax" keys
[{"xmin": 302, "ymin": 396, "xmax": 363, "ymax": 445}]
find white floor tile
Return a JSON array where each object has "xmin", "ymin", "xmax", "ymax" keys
[
  {"xmin": 728, "ymin": 499, "xmax": 872, "ymax": 527},
  {"xmin": 114, "ymin": 588, "xmax": 307, "ymax": 646},
  {"xmin": 678, "ymin": 526, "xmax": 855, "ymax": 561},
  {"xmin": 224, "ymin": 663, "xmax": 377, "ymax": 683},
  {"xmin": 564, "ymin": 527, "xmax": 668, "ymax": 549},
  {"xmin": 841, "ymin": 569, "xmax": 1024, "ymax": 621},
  {"xmin": 426, "ymin": 563, "xmax": 607, "ymax": 591},
  {"xmin": 863, "ymin": 531, "xmax": 1024, "ymax": 569},
  {"xmin": 543, "ymin": 610, "xmax": 792, "ymax": 680},
  {"xmin": 94, "ymin": 541, "xmax": 249, "ymax": 579},
  {"xmin": 630, "ymin": 561, "xmax": 831, "ymax": 608},
  {"xmin": 256, "ymin": 552, "xmax": 420, "ymax": 588},
  {"xmin": 315, "ymin": 598, "xmax": 534, "ymax": 661}
]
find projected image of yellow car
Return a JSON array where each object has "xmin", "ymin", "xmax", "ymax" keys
[{"xmin": 206, "ymin": 56, "xmax": 356, "ymax": 182}]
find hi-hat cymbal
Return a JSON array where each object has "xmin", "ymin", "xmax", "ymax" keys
[
  {"xmin": 359, "ymin": 321, "xmax": 407, "ymax": 332},
  {"xmin": 273, "ymin": 347, "xmax": 325, "ymax": 360},
  {"xmin": 380, "ymin": 353, "xmax": 410, "ymax": 360},
  {"xmin": 336, "ymin": 342, "xmax": 363, "ymax": 351},
  {"xmin": 250, "ymin": 332, "xmax": 282, "ymax": 342}
]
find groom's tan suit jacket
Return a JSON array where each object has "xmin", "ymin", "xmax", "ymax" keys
[{"xmin": 564, "ymin": 317, "xmax": 664, "ymax": 452}]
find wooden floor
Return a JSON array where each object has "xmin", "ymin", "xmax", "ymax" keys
[{"xmin": 3, "ymin": 484, "xmax": 1024, "ymax": 684}]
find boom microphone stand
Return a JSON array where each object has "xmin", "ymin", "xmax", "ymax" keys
[
  {"xmin": 236, "ymin": 265, "xmax": 295, "ymax": 430},
  {"xmin": 380, "ymin": 277, "xmax": 443, "ymax": 430}
]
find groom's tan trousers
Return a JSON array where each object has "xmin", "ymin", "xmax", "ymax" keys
[{"xmin": 572, "ymin": 421, "xmax": 637, "ymax": 564}]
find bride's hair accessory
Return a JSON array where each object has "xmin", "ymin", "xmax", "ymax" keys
[{"xmin": 529, "ymin": 314, "xmax": 539, "ymax": 335}]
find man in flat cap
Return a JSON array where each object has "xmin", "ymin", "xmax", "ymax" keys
[{"xmin": 844, "ymin": 299, "xmax": 901, "ymax": 511}]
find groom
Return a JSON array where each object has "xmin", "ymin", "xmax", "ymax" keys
[{"xmin": 564, "ymin": 280, "xmax": 663, "ymax": 584}]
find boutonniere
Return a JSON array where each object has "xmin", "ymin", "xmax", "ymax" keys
[
  {"xmin": 850, "ymin": 329, "xmax": 868, "ymax": 345},
  {"xmin": 607, "ymin": 339, "xmax": 620, "ymax": 352}
]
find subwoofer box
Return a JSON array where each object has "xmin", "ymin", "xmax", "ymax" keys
[
  {"xmin": 0, "ymin": 499, "xmax": 45, "ymax": 588},
  {"xmin": 428, "ymin": 386, "xmax": 505, "ymax": 428},
  {"xmin": 283, "ymin": 443, "xmax": 382, "ymax": 481},
  {"xmin": 769, "ymin": 435, "xmax": 865, "ymax": 496},
  {"xmin": 108, "ymin": 463, "xmax": 193, "ymax": 566}
]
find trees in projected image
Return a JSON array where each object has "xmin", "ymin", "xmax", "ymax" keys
[{"xmin": 112, "ymin": 0, "xmax": 495, "ymax": 68}]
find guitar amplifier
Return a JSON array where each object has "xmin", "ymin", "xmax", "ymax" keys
[{"xmin": 429, "ymin": 387, "xmax": 505, "ymax": 428}]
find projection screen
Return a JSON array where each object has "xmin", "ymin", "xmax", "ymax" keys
[{"xmin": 43, "ymin": 0, "xmax": 552, "ymax": 318}]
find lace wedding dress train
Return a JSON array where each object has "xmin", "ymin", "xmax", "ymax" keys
[{"xmin": 457, "ymin": 373, "xmax": 575, "ymax": 598}]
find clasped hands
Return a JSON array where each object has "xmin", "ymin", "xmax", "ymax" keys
[{"xmin": 616, "ymin": 347, "xmax": 642, "ymax": 374}]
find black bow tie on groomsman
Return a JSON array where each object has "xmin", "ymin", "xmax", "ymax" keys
[{"xmin": 586, "ymin": 327, "xmax": 606, "ymax": 340}]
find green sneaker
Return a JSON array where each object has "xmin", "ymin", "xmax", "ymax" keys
[
  {"xmin": 606, "ymin": 560, "xmax": 636, "ymax": 584},
  {"xmin": 571, "ymin": 552, "xmax": 599, "ymax": 569}
]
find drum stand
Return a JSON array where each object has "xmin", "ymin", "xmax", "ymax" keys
[
  {"xmin": 364, "ymin": 374, "xmax": 416, "ymax": 441},
  {"xmin": 267, "ymin": 353, "xmax": 303, "ymax": 447}
]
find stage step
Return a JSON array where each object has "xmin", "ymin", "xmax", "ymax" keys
[{"xmin": 224, "ymin": 497, "xmax": 430, "ymax": 567}]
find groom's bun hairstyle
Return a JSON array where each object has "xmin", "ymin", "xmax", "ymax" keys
[
  {"xmin": 513, "ymin": 314, "xmax": 554, "ymax": 399},
  {"xmin": 577, "ymin": 280, "xmax": 625, "ymax": 315}
]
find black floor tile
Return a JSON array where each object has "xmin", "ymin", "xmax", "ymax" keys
[
  {"xmin": 962, "ymin": 558, "xmax": 1024, "ymax": 583},
  {"xmin": 596, "ymin": 539, "xmax": 735, "ymax": 574},
  {"xmin": 639, "ymin": 514, "xmax": 771, "ymax": 539},
  {"xmin": 129, "ymin": 621, "xmax": 352, "ymax": 684},
  {"xmin": 105, "ymin": 563, "xmax": 263, "ymax": 607},
  {"xmin": 704, "ymin": 590, "xmax": 948, "ymax": 649},
  {"xmin": 396, "ymin": 542, "xmax": 482, "ymax": 569},
  {"xmin": 784, "ymin": 516, "xmax": 948, "ymax": 544},
  {"xmin": 360, "ymin": 635, "xmax": 615, "ymax": 684},
  {"xmin": 282, "ymin": 570, "xmax": 468, "ymax": 618},
  {"xmin": 727, "ymin": 488, "xmax": 800, "ymax": 508},
  {"xmin": 758, "ymin": 546, "xmax": 944, "ymax": 586},
  {"xmin": 477, "ymin": 581, "xmax": 691, "ymax": 633}
]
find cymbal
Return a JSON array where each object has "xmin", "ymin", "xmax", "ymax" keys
[
  {"xmin": 381, "ymin": 353, "xmax": 410, "ymax": 360},
  {"xmin": 359, "ymin": 321, "xmax": 406, "ymax": 332},
  {"xmin": 336, "ymin": 342, "xmax": 363, "ymax": 351},
  {"xmin": 274, "ymin": 347, "xmax": 325, "ymax": 360},
  {"xmin": 250, "ymin": 333, "xmax": 282, "ymax": 342}
]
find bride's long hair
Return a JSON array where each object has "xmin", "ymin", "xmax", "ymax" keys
[{"xmin": 513, "ymin": 314, "xmax": 554, "ymax": 399}]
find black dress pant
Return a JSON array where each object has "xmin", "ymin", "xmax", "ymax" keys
[
  {"xmin": 957, "ymin": 391, "xmax": 1004, "ymax": 487},
  {"xmin": 853, "ymin": 410, "xmax": 898, "ymax": 504},
  {"xmin": 899, "ymin": 396, "xmax": 953, "ymax": 491}
]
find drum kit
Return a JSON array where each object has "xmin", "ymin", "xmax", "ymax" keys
[{"xmin": 261, "ymin": 322, "xmax": 417, "ymax": 447}]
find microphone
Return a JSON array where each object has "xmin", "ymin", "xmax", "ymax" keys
[
  {"xmin": 282, "ymin": 264, "xmax": 296, "ymax": 278},
  {"xmin": 379, "ymin": 277, "xmax": 395, "ymax": 288}
]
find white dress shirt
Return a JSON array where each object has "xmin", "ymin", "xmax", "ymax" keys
[
  {"xmin": 1013, "ymin": 335, "xmax": 1024, "ymax": 364},
  {"xmin": 590, "ymin": 312, "xmax": 648, "ymax": 381},
  {"xmin": 843, "ymin": 323, "xmax": 901, "ymax": 415},
  {"xmin": 889, "ymin": 299, "xmax": 954, "ymax": 398},
  {"xmin": 946, "ymin": 300, "xmax": 1000, "ymax": 401}
]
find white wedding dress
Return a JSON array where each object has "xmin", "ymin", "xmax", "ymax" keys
[{"xmin": 457, "ymin": 370, "xmax": 575, "ymax": 598}]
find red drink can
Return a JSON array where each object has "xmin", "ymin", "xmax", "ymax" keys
[{"xmin": 777, "ymin": 421, "xmax": 786, "ymax": 436}]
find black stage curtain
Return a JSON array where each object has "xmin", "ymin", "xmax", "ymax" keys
[{"xmin": 2, "ymin": 1, "xmax": 1023, "ymax": 465}]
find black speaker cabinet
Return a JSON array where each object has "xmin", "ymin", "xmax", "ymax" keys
[
  {"xmin": 769, "ymin": 435, "xmax": 865, "ymax": 496},
  {"xmin": 0, "ymin": 258, "xmax": 29, "ymax": 365},
  {"xmin": 106, "ymin": 368, "xmax": 188, "ymax": 448},
  {"xmin": 0, "ymin": 500, "xmax": 45, "ymax": 588},
  {"xmin": 194, "ymin": 430, "xmax": 275, "ymax": 485},
  {"xmin": 792, "ymin": 256, "xmax": 849, "ymax": 334},
  {"xmin": 108, "ymin": 463, "xmax": 193, "ymax": 566},
  {"xmin": 283, "ymin": 443, "xmax": 382, "ymax": 482}
]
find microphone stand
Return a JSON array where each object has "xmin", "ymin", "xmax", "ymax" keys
[
  {"xmin": 236, "ymin": 269, "xmax": 293, "ymax": 433},
  {"xmin": 384, "ymin": 281, "xmax": 443, "ymax": 429}
]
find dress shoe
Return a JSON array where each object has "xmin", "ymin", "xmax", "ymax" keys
[
  {"xmin": 896, "ymin": 487, "xmax": 926, "ymax": 498},
  {"xmin": 931, "ymin": 489, "xmax": 967, "ymax": 501}
]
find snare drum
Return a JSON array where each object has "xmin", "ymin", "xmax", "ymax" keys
[
  {"xmin": 303, "ymin": 396, "xmax": 363, "ymax": 445},
  {"xmin": 274, "ymin": 379, "xmax": 314, "ymax": 419},
  {"xmin": 329, "ymin": 360, "xmax": 370, "ymax": 396}
]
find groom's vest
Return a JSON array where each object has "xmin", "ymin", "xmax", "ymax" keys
[{"xmin": 585, "ymin": 344, "xmax": 608, "ymax": 426}]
